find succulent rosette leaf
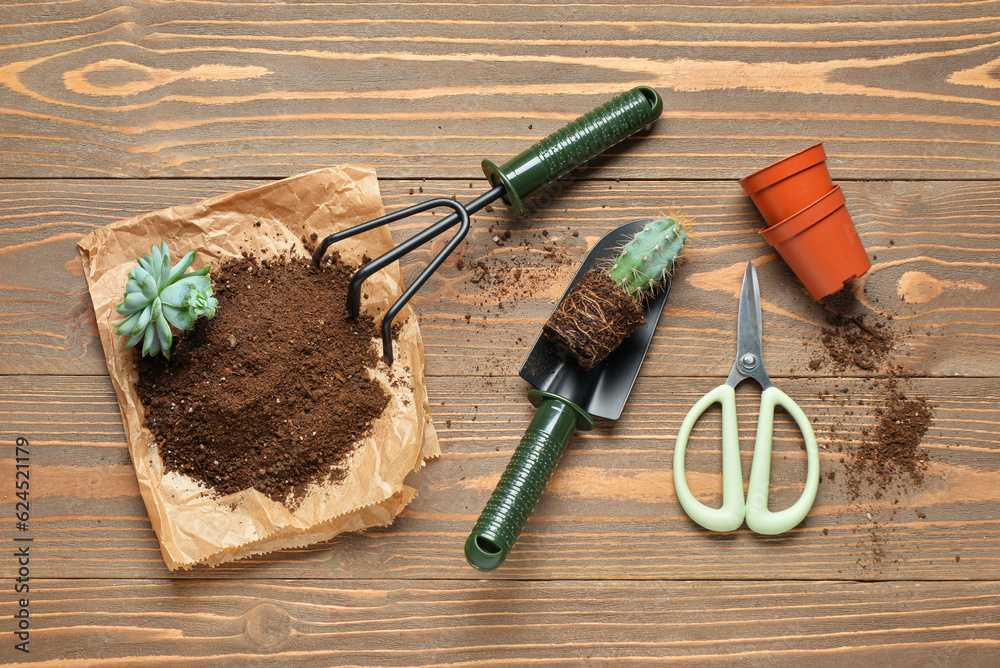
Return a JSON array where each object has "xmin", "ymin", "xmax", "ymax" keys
[{"xmin": 114, "ymin": 242, "xmax": 218, "ymax": 359}]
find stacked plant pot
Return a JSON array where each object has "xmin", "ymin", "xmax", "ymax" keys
[{"xmin": 739, "ymin": 144, "xmax": 870, "ymax": 300}]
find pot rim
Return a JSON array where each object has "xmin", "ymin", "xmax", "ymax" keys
[
  {"xmin": 739, "ymin": 143, "xmax": 827, "ymax": 195},
  {"xmin": 760, "ymin": 185, "xmax": 846, "ymax": 246}
]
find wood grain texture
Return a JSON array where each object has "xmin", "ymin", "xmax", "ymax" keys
[
  {"xmin": 1, "ymin": 1, "xmax": 999, "ymax": 178},
  {"xmin": 2, "ymin": 3, "xmax": 999, "ymax": 663},
  {"xmin": 1, "ymin": 374, "xmax": 996, "ymax": 581},
  {"xmin": 1, "ymin": 179, "xmax": 998, "ymax": 377},
  {"xmin": 3, "ymin": 579, "xmax": 998, "ymax": 666}
]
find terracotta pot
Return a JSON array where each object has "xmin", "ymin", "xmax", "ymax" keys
[
  {"xmin": 739, "ymin": 143, "xmax": 834, "ymax": 227},
  {"xmin": 760, "ymin": 186, "xmax": 871, "ymax": 300}
]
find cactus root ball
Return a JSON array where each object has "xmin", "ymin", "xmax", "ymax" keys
[{"xmin": 542, "ymin": 270, "xmax": 645, "ymax": 371}]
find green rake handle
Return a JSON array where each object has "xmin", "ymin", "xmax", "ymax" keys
[
  {"xmin": 465, "ymin": 390, "xmax": 594, "ymax": 571},
  {"xmin": 481, "ymin": 86, "xmax": 663, "ymax": 217}
]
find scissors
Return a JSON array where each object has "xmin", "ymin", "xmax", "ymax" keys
[{"xmin": 673, "ymin": 261, "xmax": 819, "ymax": 534}]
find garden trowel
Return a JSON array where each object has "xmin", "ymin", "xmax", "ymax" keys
[{"xmin": 465, "ymin": 219, "xmax": 674, "ymax": 570}]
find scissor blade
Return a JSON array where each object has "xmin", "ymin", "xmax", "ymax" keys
[{"xmin": 736, "ymin": 261, "xmax": 764, "ymax": 361}]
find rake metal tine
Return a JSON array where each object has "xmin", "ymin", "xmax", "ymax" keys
[
  {"xmin": 340, "ymin": 198, "xmax": 470, "ymax": 318},
  {"xmin": 343, "ymin": 186, "xmax": 503, "ymax": 318},
  {"xmin": 379, "ymin": 204, "xmax": 471, "ymax": 364},
  {"xmin": 312, "ymin": 184, "xmax": 505, "ymax": 365},
  {"xmin": 313, "ymin": 197, "xmax": 470, "ymax": 365},
  {"xmin": 311, "ymin": 198, "xmax": 454, "ymax": 269}
]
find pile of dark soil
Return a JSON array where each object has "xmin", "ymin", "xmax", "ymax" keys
[
  {"xmin": 136, "ymin": 253, "xmax": 392, "ymax": 507},
  {"xmin": 817, "ymin": 306, "xmax": 932, "ymax": 501}
]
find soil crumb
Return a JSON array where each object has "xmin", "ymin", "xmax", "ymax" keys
[{"xmin": 136, "ymin": 253, "xmax": 392, "ymax": 507}]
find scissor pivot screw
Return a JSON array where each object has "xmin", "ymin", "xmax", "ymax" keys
[{"xmin": 741, "ymin": 353, "xmax": 757, "ymax": 370}]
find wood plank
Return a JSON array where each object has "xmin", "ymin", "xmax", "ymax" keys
[
  {"xmin": 1, "ymin": 579, "xmax": 997, "ymax": 666},
  {"xmin": 2, "ymin": 3, "xmax": 996, "ymax": 663},
  {"xmin": 1, "ymin": 179, "xmax": 998, "ymax": 377},
  {"xmin": 1, "ymin": 1, "xmax": 998, "ymax": 179},
  {"xmin": 1, "ymin": 374, "xmax": 997, "ymax": 580}
]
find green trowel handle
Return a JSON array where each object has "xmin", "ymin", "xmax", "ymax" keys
[
  {"xmin": 481, "ymin": 86, "xmax": 663, "ymax": 217},
  {"xmin": 465, "ymin": 389, "xmax": 595, "ymax": 571}
]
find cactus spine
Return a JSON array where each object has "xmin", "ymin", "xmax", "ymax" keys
[{"xmin": 607, "ymin": 216, "xmax": 687, "ymax": 299}]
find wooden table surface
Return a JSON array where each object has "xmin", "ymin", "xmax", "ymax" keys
[{"xmin": 2, "ymin": 1, "xmax": 999, "ymax": 665}]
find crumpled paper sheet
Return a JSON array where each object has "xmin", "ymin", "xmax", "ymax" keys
[{"xmin": 78, "ymin": 166, "xmax": 439, "ymax": 570}]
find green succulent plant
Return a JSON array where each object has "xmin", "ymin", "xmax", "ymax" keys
[{"xmin": 114, "ymin": 242, "xmax": 218, "ymax": 359}]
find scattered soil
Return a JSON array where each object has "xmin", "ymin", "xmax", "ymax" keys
[
  {"xmin": 463, "ymin": 225, "xmax": 573, "ymax": 304},
  {"xmin": 818, "ymin": 306, "xmax": 932, "ymax": 504},
  {"xmin": 136, "ymin": 253, "xmax": 393, "ymax": 508},
  {"xmin": 454, "ymin": 219, "xmax": 576, "ymax": 376},
  {"xmin": 844, "ymin": 379, "xmax": 932, "ymax": 499},
  {"xmin": 853, "ymin": 517, "xmax": 894, "ymax": 570},
  {"xmin": 820, "ymin": 312, "xmax": 893, "ymax": 372},
  {"xmin": 815, "ymin": 294, "xmax": 934, "ymax": 572},
  {"xmin": 543, "ymin": 269, "xmax": 645, "ymax": 371}
]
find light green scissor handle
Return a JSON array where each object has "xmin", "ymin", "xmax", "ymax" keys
[{"xmin": 672, "ymin": 385, "xmax": 820, "ymax": 535}]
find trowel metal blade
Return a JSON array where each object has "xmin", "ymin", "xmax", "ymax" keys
[{"xmin": 519, "ymin": 219, "xmax": 672, "ymax": 421}]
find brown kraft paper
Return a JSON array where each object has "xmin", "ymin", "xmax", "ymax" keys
[{"xmin": 77, "ymin": 166, "xmax": 439, "ymax": 570}]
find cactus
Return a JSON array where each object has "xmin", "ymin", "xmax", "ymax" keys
[
  {"xmin": 607, "ymin": 216, "xmax": 687, "ymax": 298},
  {"xmin": 114, "ymin": 242, "xmax": 218, "ymax": 359},
  {"xmin": 544, "ymin": 216, "xmax": 687, "ymax": 370}
]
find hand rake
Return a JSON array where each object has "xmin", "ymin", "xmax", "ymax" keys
[{"xmin": 312, "ymin": 86, "xmax": 663, "ymax": 364}]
